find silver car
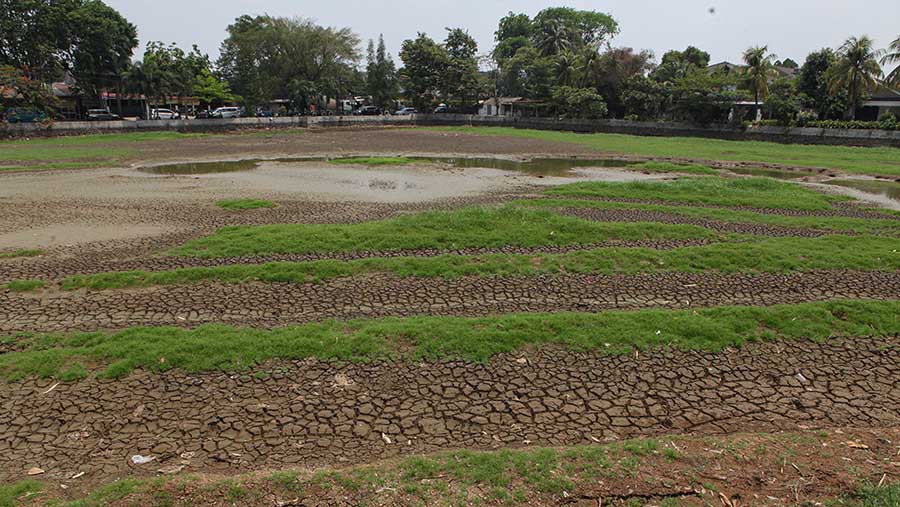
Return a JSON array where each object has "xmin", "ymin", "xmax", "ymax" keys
[
  {"xmin": 211, "ymin": 107, "xmax": 240, "ymax": 119},
  {"xmin": 151, "ymin": 108, "xmax": 180, "ymax": 120}
]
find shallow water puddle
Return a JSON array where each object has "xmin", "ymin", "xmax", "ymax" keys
[
  {"xmin": 138, "ymin": 160, "xmax": 262, "ymax": 175},
  {"xmin": 823, "ymin": 179, "xmax": 900, "ymax": 204}
]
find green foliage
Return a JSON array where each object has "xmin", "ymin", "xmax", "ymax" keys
[
  {"xmin": 427, "ymin": 127, "xmax": 900, "ymax": 177},
  {"xmin": 192, "ymin": 68, "xmax": 236, "ymax": 106},
  {"xmin": 66, "ymin": 1, "xmax": 138, "ymax": 98},
  {"xmin": 216, "ymin": 199, "xmax": 275, "ymax": 210},
  {"xmin": 217, "ymin": 15, "xmax": 360, "ymax": 111},
  {"xmin": 651, "ymin": 46, "xmax": 711, "ymax": 83},
  {"xmin": 629, "ymin": 161, "xmax": 718, "ymax": 175},
  {"xmin": 763, "ymin": 78, "xmax": 802, "ymax": 125},
  {"xmin": 826, "ymin": 36, "xmax": 884, "ymax": 119},
  {"xmin": 798, "ymin": 48, "xmax": 849, "ymax": 120},
  {"xmin": 366, "ymin": 35, "xmax": 398, "ymax": 109},
  {"xmin": 670, "ymin": 70, "xmax": 743, "ymax": 125},
  {"xmin": 551, "ymin": 86, "xmax": 607, "ymax": 119},
  {"xmin": 3, "ymin": 300, "xmax": 898, "ymax": 379},
  {"xmin": 882, "ymin": 36, "xmax": 900, "ymax": 86},
  {"xmin": 399, "ymin": 33, "xmax": 451, "ymax": 110},
  {"xmin": 4, "ymin": 280, "xmax": 45, "ymax": 292},
  {"xmin": 741, "ymin": 45, "xmax": 777, "ymax": 107},
  {"xmin": 170, "ymin": 207, "xmax": 717, "ymax": 257},
  {"xmin": 621, "ymin": 76, "xmax": 667, "ymax": 120}
]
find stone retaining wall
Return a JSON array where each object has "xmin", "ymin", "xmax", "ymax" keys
[{"xmin": 4, "ymin": 113, "xmax": 900, "ymax": 147}]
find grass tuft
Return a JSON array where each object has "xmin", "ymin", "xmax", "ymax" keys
[
  {"xmin": 0, "ymin": 480, "xmax": 41, "ymax": 507},
  {"xmin": 4, "ymin": 280, "xmax": 45, "ymax": 292},
  {"xmin": 216, "ymin": 199, "xmax": 276, "ymax": 210},
  {"xmin": 0, "ymin": 249, "xmax": 43, "ymax": 259},
  {"xmin": 630, "ymin": 161, "xmax": 718, "ymax": 175}
]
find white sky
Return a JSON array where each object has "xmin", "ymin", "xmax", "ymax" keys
[{"xmin": 106, "ymin": 0, "xmax": 900, "ymax": 71}]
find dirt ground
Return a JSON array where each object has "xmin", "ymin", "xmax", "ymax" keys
[{"xmin": 2, "ymin": 127, "xmax": 899, "ymax": 505}]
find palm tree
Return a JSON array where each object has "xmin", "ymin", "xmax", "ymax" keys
[
  {"xmin": 742, "ymin": 46, "xmax": 776, "ymax": 119},
  {"xmin": 827, "ymin": 36, "xmax": 884, "ymax": 119},
  {"xmin": 536, "ymin": 21, "xmax": 572, "ymax": 56},
  {"xmin": 881, "ymin": 35, "xmax": 900, "ymax": 86},
  {"xmin": 555, "ymin": 50, "xmax": 578, "ymax": 87}
]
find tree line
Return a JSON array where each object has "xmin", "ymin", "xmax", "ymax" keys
[{"xmin": 2, "ymin": 1, "xmax": 899, "ymax": 122}]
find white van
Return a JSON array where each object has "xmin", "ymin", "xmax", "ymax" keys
[{"xmin": 211, "ymin": 107, "xmax": 241, "ymax": 119}]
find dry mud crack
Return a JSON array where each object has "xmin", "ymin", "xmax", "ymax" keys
[
  {"xmin": 2, "ymin": 338, "xmax": 898, "ymax": 483},
  {"xmin": 3, "ymin": 270, "xmax": 899, "ymax": 332}
]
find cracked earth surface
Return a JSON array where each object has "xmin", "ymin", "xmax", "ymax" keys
[
  {"xmin": 2, "ymin": 338, "xmax": 899, "ymax": 483},
  {"xmin": 3, "ymin": 270, "xmax": 899, "ymax": 333}
]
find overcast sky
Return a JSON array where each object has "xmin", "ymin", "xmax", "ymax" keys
[{"xmin": 106, "ymin": 0, "xmax": 900, "ymax": 71}]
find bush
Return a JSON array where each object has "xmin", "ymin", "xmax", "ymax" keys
[{"xmin": 551, "ymin": 86, "xmax": 608, "ymax": 119}]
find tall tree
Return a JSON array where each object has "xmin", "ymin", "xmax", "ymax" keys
[
  {"xmin": 218, "ymin": 15, "xmax": 359, "ymax": 111},
  {"xmin": 742, "ymin": 45, "xmax": 777, "ymax": 117},
  {"xmin": 797, "ymin": 49, "xmax": 847, "ymax": 119},
  {"xmin": 366, "ymin": 34, "xmax": 398, "ymax": 109},
  {"xmin": 531, "ymin": 7, "xmax": 618, "ymax": 51},
  {"xmin": 651, "ymin": 46, "xmax": 710, "ymax": 83},
  {"xmin": 443, "ymin": 28, "xmax": 480, "ymax": 108},
  {"xmin": 399, "ymin": 33, "xmax": 449, "ymax": 110},
  {"xmin": 881, "ymin": 35, "xmax": 900, "ymax": 86},
  {"xmin": 493, "ymin": 12, "xmax": 533, "ymax": 62},
  {"xmin": 827, "ymin": 36, "xmax": 884, "ymax": 119},
  {"xmin": 67, "ymin": 0, "xmax": 137, "ymax": 99}
]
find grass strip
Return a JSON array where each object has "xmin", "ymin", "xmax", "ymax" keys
[
  {"xmin": 0, "ymin": 480, "xmax": 41, "ymax": 507},
  {"xmin": 64, "ymin": 235, "xmax": 900, "ymax": 291},
  {"xmin": 426, "ymin": 126, "xmax": 900, "ymax": 177},
  {"xmin": 1, "ymin": 300, "xmax": 898, "ymax": 380},
  {"xmin": 630, "ymin": 160, "xmax": 718, "ymax": 175},
  {"xmin": 216, "ymin": 199, "xmax": 276, "ymax": 210},
  {"xmin": 328, "ymin": 156, "xmax": 413, "ymax": 165},
  {"xmin": 513, "ymin": 198, "xmax": 900, "ymax": 236},
  {"xmin": 546, "ymin": 177, "xmax": 846, "ymax": 210},
  {"xmin": 3, "ymin": 280, "xmax": 45, "ymax": 292},
  {"xmin": 0, "ymin": 249, "xmax": 43, "ymax": 259},
  {"xmin": 171, "ymin": 207, "xmax": 720, "ymax": 258}
]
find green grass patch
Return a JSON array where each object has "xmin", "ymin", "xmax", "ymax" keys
[
  {"xmin": 0, "ymin": 131, "xmax": 205, "ymax": 171},
  {"xmin": 3, "ymin": 279, "xmax": 45, "ymax": 292},
  {"xmin": 216, "ymin": 199, "xmax": 276, "ymax": 210},
  {"xmin": 547, "ymin": 177, "xmax": 845, "ymax": 210},
  {"xmin": 0, "ymin": 249, "xmax": 43, "ymax": 259},
  {"xmin": 1, "ymin": 300, "xmax": 897, "ymax": 380},
  {"xmin": 172, "ymin": 207, "xmax": 719, "ymax": 258},
  {"xmin": 328, "ymin": 156, "xmax": 413, "ymax": 165},
  {"xmin": 847, "ymin": 483, "xmax": 900, "ymax": 506},
  {"xmin": 630, "ymin": 161, "xmax": 718, "ymax": 175},
  {"xmin": 514, "ymin": 198, "xmax": 900, "ymax": 236},
  {"xmin": 0, "ymin": 480, "xmax": 41, "ymax": 507},
  {"xmin": 427, "ymin": 126, "xmax": 900, "ymax": 177},
  {"xmin": 64, "ymin": 235, "xmax": 900, "ymax": 290}
]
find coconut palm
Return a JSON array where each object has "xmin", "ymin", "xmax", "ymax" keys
[
  {"xmin": 742, "ymin": 46, "xmax": 777, "ymax": 118},
  {"xmin": 881, "ymin": 35, "xmax": 900, "ymax": 86},
  {"xmin": 827, "ymin": 36, "xmax": 884, "ymax": 119},
  {"xmin": 555, "ymin": 50, "xmax": 578, "ymax": 86},
  {"xmin": 536, "ymin": 21, "xmax": 572, "ymax": 56}
]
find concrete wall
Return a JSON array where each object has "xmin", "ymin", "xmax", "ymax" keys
[{"xmin": 4, "ymin": 114, "xmax": 900, "ymax": 147}]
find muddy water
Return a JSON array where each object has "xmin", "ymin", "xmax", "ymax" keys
[{"xmin": 139, "ymin": 156, "xmax": 636, "ymax": 177}]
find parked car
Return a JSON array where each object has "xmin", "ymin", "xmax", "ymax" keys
[
  {"xmin": 5, "ymin": 108, "xmax": 47, "ymax": 123},
  {"xmin": 86, "ymin": 109, "xmax": 121, "ymax": 121},
  {"xmin": 195, "ymin": 110, "xmax": 211, "ymax": 119},
  {"xmin": 393, "ymin": 107, "xmax": 417, "ymax": 115},
  {"xmin": 433, "ymin": 105, "xmax": 451, "ymax": 114},
  {"xmin": 210, "ymin": 107, "xmax": 241, "ymax": 119},
  {"xmin": 151, "ymin": 108, "xmax": 180, "ymax": 120},
  {"xmin": 352, "ymin": 105, "xmax": 380, "ymax": 116},
  {"xmin": 255, "ymin": 109, "xmax": 277, "ymax": 118}
]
